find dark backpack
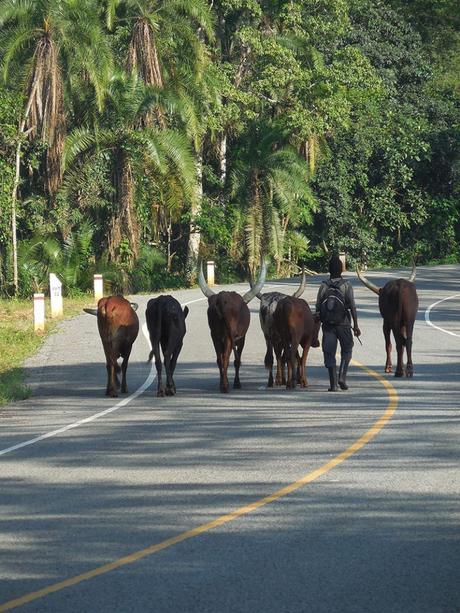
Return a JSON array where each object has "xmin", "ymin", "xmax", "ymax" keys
[{"xmin": 319, "ymin": 280, "xmax": 347, "ymax": 325}]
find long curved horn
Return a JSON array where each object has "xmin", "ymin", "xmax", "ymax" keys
[
  {"xmin": 83, "ymin": 308, "xmax": 98, "ymax": 316},
  {"xmin": 198, "ymin": 260, "xmax": 215, "ymax": 298},
  {"xmin": 292, "ymin": 267, "xmax": 306, "ymax": 298},
  {"xmin": 356, "ymin": 266, "xmax": 380, "ymax": 295},
  {"xmin": 248, "ymin": 274, "xmax": 262, "ymax": 300},
  {"xmin": 129, "ymin": 302, "xmax": 139, "ymax": 311},
  {"xmin": 408, "ymin": 259, "xmax": 416, "ymax": 283},
  {"xmin": 243, "ymin": 260, "xmax": 267, "ymax": 303}
]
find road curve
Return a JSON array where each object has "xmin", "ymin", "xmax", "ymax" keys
[{"xmin": 0, "ymin": 265, "xmax": 459, "ymax": 613}]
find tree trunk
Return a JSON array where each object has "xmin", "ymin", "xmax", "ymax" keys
[
  {"xmin": 186, "ymin": 146, "xmax": 203, "ymax": 283},
  {"xmin": 11, "ymin": 139, "xmax": 22, "ymax": 295},
  {"xmin": 308, "ymin": 134, "xmax": 316, "ymax": 174},
  {"xmin": 108, "ymin": 150, "xmax": 140, "ymax": 264},
  {"xmin": 219, "ymin": 132, "xmax": 227, "ymax": 185},
  {"xmin": 11, "ymin": 90, "xmax": 36, "ymax": 295}
]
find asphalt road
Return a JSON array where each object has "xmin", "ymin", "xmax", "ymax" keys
[{"xmin": 0, "ymin": 265, "xmax": 459, "ymax": 613}]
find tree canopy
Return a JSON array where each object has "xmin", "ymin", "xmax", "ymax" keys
[{"xmin": 0, "ymin": 0, "xmax": 458, "ymax": 296}]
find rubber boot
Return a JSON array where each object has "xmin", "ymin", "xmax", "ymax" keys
[
  {"xmin": 338, "ymin": 357, "xmax": 350, "ymax": 390},
  {"xmin": 328, "ymin": 366, "xmax": 338, "ymax": 392}
]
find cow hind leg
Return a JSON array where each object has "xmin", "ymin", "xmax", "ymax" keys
[
  {"xmin": 106, "ymin": 361, "xmax": 118, "ymax": 398},
  {"xmin": 168, "ymin": 342, "xmax": 183, "ymax": 394},
  {"xmin": 286, "ymin": 345, "xmax": 297, "ymax": 390},
  {"xmin": 264, "ymin": 337, "xmax": 274, "ymax": 388},
  {"xmin": 273, "ymin": 341, "xmax": 284, "ymax": 386},
  {"xmin": 220, "ymin": 337, "xmax": 232, "ymax": 393},
  {"xmin": 152, "ymin": 342, "xmax": 165, "ymax": 397},
  {"xmin": 393, "ymin": 330, "xmax": 405, "ymax": 377},
  {"xmin": 405, "ymin": 326, "xmax": 415, "ymax": 377},
  {"xmin": 233, "ymin": 337, "xmax": 245, "ymax": 389},
  {"xmin": 383, "ymin": 322, "xmax": 392, "ymax": 373},
  {"xmin": 120, "ymin": 346, "xmax": 132, "ymax": 393},
  {"xmin": 299, "ymin": 344, "xmax": 309, "ymax": 388}
]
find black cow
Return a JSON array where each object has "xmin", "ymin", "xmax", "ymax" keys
[
  {"xmin": 146, "ymin": 295, "xmax": 189, "ymax": 396},
  {"xmin": 198, "ymin": 261, "xmax": 266, "ymax": 392},
  {"xmin": 357, "ymin": 262, "xmax": 418, "ymax": 377},
  {"xmin": 84, "ymin": 295, "xmax": 139, "ymax": 397}
]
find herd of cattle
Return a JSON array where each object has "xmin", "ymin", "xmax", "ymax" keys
[{"xmin": 83, "ymin": 263, "xmax": 419, "ymax": 397}]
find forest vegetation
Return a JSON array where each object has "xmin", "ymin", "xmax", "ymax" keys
[{"xmin": 0, "ymin": 0, "xmax": 459, "ymax": 297}]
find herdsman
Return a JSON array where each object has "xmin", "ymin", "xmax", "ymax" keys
[{"xmin": 316, "ymin": 255, "xmax": 361, "ymax": 391}]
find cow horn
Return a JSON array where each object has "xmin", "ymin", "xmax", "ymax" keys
[
  {"xmin": 129, "ymin": 302, "xmax": 139, "ymax": 311},
  {"xmin": 83, "ymin": 308, "xmax": 98, "ymax": 316},
  {"xmin": 248, "ymin": 270, "xmax": 262, "ymax": 300},
  {"xmin": 356, "ymin": 266, "xmax": 380, "ymax": 295},
  {"xmin": 198, "ymin": 260, "xmax": 216, "ymax": 298},
  {"xmin": 292, "ymin": 268, "xmax": 307, "ymax": 298},
  {"xmin": 243, "ymin": 260, "xmax": 267, "ymax": 303},
  {"xmin": 408, "ymin": 259, "xmax": 416, "ymax": 283}
]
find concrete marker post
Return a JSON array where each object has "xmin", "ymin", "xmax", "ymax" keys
[
  {"xmin": 207, "ymin": 261, "xmax": 215, "ymax": 286},
  {"xmin": 49, "ymin": 273, "xmax": 63, "ymax": 318},
  {"xmin": 93, "ymin": 274, "xmax": 103, "ymax": 303},
  {"xmin": 33, "ymin": 293, "xmax": 45, "ymax": 333},
  {"xmin": 339, "ymin": 252, "xmax": 346, "ymax": 272}
]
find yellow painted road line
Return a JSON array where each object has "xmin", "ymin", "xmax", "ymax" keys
[{"xmin": 0, "ymin": 359, "xmax": 398, "ymax": 612}]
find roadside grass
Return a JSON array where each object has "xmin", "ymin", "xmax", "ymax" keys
[{"xmin": 0, "ymin": 295, "xmax": 92, "ymax": 406}]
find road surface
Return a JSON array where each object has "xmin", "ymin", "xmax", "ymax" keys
[{"xmin": 0, "ymin": 265, "xmax": 459, "ymax": 612}]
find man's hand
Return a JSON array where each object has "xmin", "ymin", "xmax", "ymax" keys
[{"xmin": 353, "ymin": 326, "xmax": 361, "ymax": 337}]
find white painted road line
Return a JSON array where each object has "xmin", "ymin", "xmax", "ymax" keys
[
  {"xmin": 425, "ymin": 294, "xmax": 460, "ymax": 339},
  {"xmin": 0, "ymin": 284, "xmax": 319, "ymax": 458},
  {"xmin": 0, "ymin": 295, "xmax": 208, "ymax": 458}
]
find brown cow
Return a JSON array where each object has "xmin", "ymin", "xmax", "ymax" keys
[
  {"xmin": 84, "ymin": 295, "xmax": 139, "ymax": 397},
  {"xmin": 251, "ymin": 270, "xmax": 308, "ymax": 387},
  {"xmin": 198, "ymin": 261, "xmax": 266, "ymax": 392},
  {"xmin": 356, "ymin": 263, "xmax": 418, "ymax": 377},
  {"xmin": 273, "ymin": 296, "xmax": 320, "ymax": 389}
]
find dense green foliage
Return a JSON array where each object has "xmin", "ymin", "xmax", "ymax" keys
[{"xmin": 0, "ymin": 0, "xmax": 458, "ymax": 295}]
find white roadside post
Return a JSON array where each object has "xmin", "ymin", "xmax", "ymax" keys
[
  {"xmin": 339, "ymin": 252, "xmax": 346, "ymax": 272},
  {"xmin": 94, "ymin": 274, "xmax": 104, "ymax": 302},
  {"xmin": 49, "ymin": 273, "xmax": 63, "ymax": 318},
  {"xmin": 207, "ymin": 261, "xmax": 215, "ymax": 286},
  {"xmin": 33, "ymin": 293, "xmax": 45, "ymax": 333}
]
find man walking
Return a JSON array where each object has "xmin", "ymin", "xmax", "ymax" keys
[{"xmin": 316, "ymin": 255, "xmax": 361, "ymax": 391}]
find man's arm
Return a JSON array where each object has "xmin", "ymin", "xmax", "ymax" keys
[
  {"xmin": 346, "ymin": 283, "xmax": 361, "ymax": 336},
  {"xmin": 315, "ymin": 283, "xmax": 324, "ymax": 315}
]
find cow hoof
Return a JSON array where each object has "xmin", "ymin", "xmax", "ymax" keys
[
  {"xmin": 312, "ymin": 340, "xmax": 320, "ymax": 348},
  {"xmin": 107, "ymin": 391, "xmax": 118, "ymax": 398},
  {"xmin": 220, "ymin": 387, "xmax": 229, "ymax": 393},
  {"xmin": 121, "ymin": 386, "xmax": 128, "ymax": 394},
  {"xmin": 406, "ymin": 369, "xmax": 414, "ymax": 378},
  {"xmin": 233, "ymin": 382, "xmax": 241, "ymax": 389},
  {"xmin": 157, "ymin": 390, "xmax": 165, "ymax": 397},
  {"xmin": 385, "ymin": 367, "xmax": 392, "ymax": 373},
  {"xmin": 165, "ymin": 387, "xmax": 174, "ymax": 396},
  {"xmin": 394, "ymin": 371, "xmax": 404, "ymax": 378}
]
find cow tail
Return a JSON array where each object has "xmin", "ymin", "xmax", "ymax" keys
[
  {"xmin": 147, "ymin": 301, "xmax": 162, "ymax": 363},
  {"xmin": 398, "ymin": 295, "xmax": 407, "ymax": 346}
]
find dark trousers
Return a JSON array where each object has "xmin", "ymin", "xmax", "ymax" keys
[{"xmin": 322, "ymin": 324, "xmax": 354, "ymax": 368}]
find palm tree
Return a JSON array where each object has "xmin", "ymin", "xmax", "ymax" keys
[
  {"xmin": 0, "ymin": 0, "xmax": 112, "ymax": 292},
  {"xmin": 107, "ymin": 0, "xmax": 215, "ymax": 279},
  {"xmin": 230, "ymin": 120, "xmax": 316, "ymax": 274},
  {"xmin": 65, "ymin": 74, "xmax": 197, "ymax": 275},
  {"xmin": 108, "ymin": 0, "xmax": 213, "ymax": 124}
]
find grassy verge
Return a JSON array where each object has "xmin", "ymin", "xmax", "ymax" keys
[{"xmin": 0, "ymin": 295, "xmax": 92, "ymax": 406}]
